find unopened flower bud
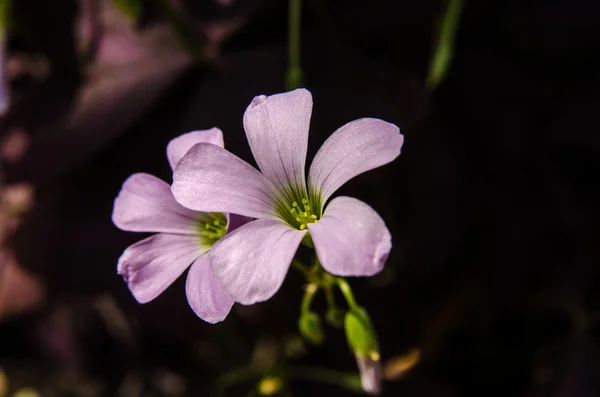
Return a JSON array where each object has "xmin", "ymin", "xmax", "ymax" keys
[
  {"xmin": 344, "ymin": 308, "xmax": 381, "ymax": 394},
  {"xmin": 344, "ymin": 308, "xmax": 378, "ymax": 356},
  {"xmin": 298, "ymin": 311, "xmax": 324, "ymax": 345},
  {"xmin": 355, "ymin": 352, "xmax": 382, "ymax": 395}
]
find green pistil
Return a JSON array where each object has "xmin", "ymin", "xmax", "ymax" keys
[
  {"xmin": 197, "ymin": 213, "xmax": 227, "ymax": 246},
  {"xmin": 289, "ymin": 198, "xmax": 318, "ymax": 230}
]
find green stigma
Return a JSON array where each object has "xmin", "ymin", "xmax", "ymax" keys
[
  {"xmin": 289, "ymin": 198, "xmax": 318, "ymax": 230},
  {"xmin": 196, "ymin": 212, "xmax": 227, "ymax": 247}
]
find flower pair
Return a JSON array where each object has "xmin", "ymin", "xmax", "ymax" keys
[{"xmin": 113, "ymin": 88, "xmax": 403, "ymax": 323}]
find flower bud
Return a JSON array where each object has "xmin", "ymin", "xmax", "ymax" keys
[
  {"xmin": 344, "ymin": 308, "xmax": 378, "ymax": 356},
  {"xmin": 355, "ymin": 352, "xmax": 382, "ymax": 395},
  {"xmin": 344, "ymin": 308, "xmax": 381, "ymax": 395},
  {"xmin": 298, "ymin": 311, "xmax": 324, "ymax": 345}
]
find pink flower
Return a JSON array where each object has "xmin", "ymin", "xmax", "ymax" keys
[
  {"xmin": 112, "ymin": 129, "xmax": 239, "ymax": 323},
  {"xmin": 172, "ymin": 89, "xmax": 403, "ymax": 305}
]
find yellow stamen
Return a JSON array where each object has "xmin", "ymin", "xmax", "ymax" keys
[{"xmin": 300, "ymin": 224, "xmax": 306, "ymax": 230}]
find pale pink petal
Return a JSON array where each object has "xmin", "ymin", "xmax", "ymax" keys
[
  {"xmin": 172, "ymin": 143, "xmax": 276, "ymax": 219},
  {"xmin": 117, "ymin": 234, "xmax": 204, "ymax": 303},
  {"xmin": 209, "ymin": 219, "xmax": 305, "ymax": 305},
  {"xmin": 227, "ymin": 213, "xmax": 254, "ymax": 232},
  {"xmin": 166, "ymin": 128, "xmax": 224, "ymax": 171},
  {"xmin": 112, "ymin": 173, "xmax": 197, "ymax": 234},
  {"xmin": 243, "ymin": 89, "xmax": 312, "ymax": 192},
  {"xmin": 308, "ymin": 118, "xmax": 403, "ymax": 203},
  {"xmin": 185, "ymin": 255, "xmax": 234, "ymax": 323},
  {"xmin": 308, "ymin": 197, "xmax": 391, "ymax": 277}
]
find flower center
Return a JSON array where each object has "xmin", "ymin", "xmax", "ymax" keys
[
  {"xmin": 289, "ymin": 198, "xmax": 318, "ymax": 230},
  {"xmin": 196, "ymin": 212, "xmax": 227, "ymax": 246}
]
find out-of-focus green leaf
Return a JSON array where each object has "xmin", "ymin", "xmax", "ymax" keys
[
  {"xmin": 113, "ymin": 0, "xmax": 142, "ymax": 23},
  {"xmin": 0, "ymin": 0, "xmax": 11, "ymax": 30}
]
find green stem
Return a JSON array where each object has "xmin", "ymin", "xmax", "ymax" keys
[
  {"xmin": 211, "ymin": 366, "xmax": 264, "ymax": 397},
  {"xmin": 336, "ymin": 278, "xmax": 359, "ymax": 311},
  {"xmin": 291, "ymin": 259, "xmax": 309, "ymax": 277},
  {"xmin": 426, "ymin": 0, "xmax": 464, "ymax": 88},
  {"xmin": 288, "ymin": 366, "xmax": 363, "ymax": 392},
  {"xmin": 287, "ymin": 0, "xmax": 303, "ymax": 89},
  {"xmin": 301, "ymin": 283, "xmax": 319, "ymax": 314},
  {"xmin": 324, "ymin": 284, "xmax": 336, "ymax": 309}
]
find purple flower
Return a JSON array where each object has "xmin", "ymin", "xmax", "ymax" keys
[
  {"xmin": 172, "ymin": 89, "xmax": 403, "ymax": 305},
  {"xmin": 112, "ymin": 129, "xmax": 237, "ymax": 323}
]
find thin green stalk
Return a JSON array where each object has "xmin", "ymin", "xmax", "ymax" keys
[
  {"xmin": 336, "ymin": 278, "xmax": 358, "ymax": 311},
  {"xmin": 301, "ymin": 283, "xmax": 319, "ymax": 314},
  {"xmin": 324, "ymin": 284, "xmax": 336, "ymax": 309},
  {"xmin": 288, "ymin": 366, "xmax": 363, "ymax": 392},
  {"xmin": 291, "ymin": 259, "xmax": 309, "ymax": 277},
  {"xmin": 287, "ymin": 0, "xmax": 303, "ymax": 89},
  {"xmin": 211, "ymin": 366, "xmax": 264, "ymax": 397},
  {"xmin": 426, "ymin": 0, "xmax": 465, "ymax": 88}
]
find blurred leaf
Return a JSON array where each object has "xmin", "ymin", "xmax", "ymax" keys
[
  {"xmin": 0, "ymin": 368, "xmax": 7, "ymax": 397},
  {"xmin": 0, "ymin": 0, "xmax": 10, "ymax": 30},
  {"xmin": 113, "ymin": 0, "xmax": 142, "ymax": 23},
  {"xmin": 383, "ymin": 349, "xmax": 421, "ymax": 380}
]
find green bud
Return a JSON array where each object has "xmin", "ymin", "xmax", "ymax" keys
[
  {"xmin": 325, "ymin": 307, "xmax": 345, "ymax": 328},
  {"xmin": 344, "ymin": 308, "xmax": 378, "ymax": 356},
  {"xmin": 298, "ymin": 311, "xmax": 324, "ymax": 345}
]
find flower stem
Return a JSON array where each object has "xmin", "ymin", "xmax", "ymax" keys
[
  {"xmin": 426, "ymin": 0, "xmax": 464, "ymax": 89},
  {"xmin": 336, "ymin": 278, "xmax": 359, "ymax": 311},
  {"xmin": 291, "ymin": 259, "xmax": 309, "ymax": 277},
  {"xmin": 211, "ymin": 365, "xmax": 264, "ymax": 397},
  {"xmin": 287, "ymin": 0, "xmax": 303, "ymax": 89},
  {"xmin": 288, "ymin": 366, "xmax": 363, "ymax": 392},
  {"xmin": 301, "ymin": 283, "xmax": 319, "ymax": 314}
]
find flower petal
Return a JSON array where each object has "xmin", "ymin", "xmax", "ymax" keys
[
  {"xmin": 308, "ymin": 197, "xmax": 391, "ymax": 277},
  {"xmin": 112, "ymin": 173, "xmax": 197, "ymax": 234},
  {"xmin": 166, "ymin": 128, "xmax": 224, "ymax": 171},
  {"xmin": 117, "ymin": 233, "xmax": 204, "ymax": 303},
  {"xmin": 243, "ymin": 89, "xmax": 312, "ymax": 192},
  {"xmin": 185, "ymin": 254, "xmax": 234, "ymax": 323},
  {"xmin": 209, "ymin": 219, "xmax": 305, "ymax": 305},
  {"xmin": 172, "ymin": 143, "xmax": 276, "ymax": 218},
  {"xmin": 308, "ymin": 118, "xmax": 403, "ymax": 204}
]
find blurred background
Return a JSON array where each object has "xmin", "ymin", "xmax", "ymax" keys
[{"xmin": 0, "ymin": 0, "xmax": 599, "ymax": 396}]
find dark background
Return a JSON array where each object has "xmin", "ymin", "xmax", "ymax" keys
[{"xmin": 0, "ymin": 0, "xmax": 599, "ymax": 396}]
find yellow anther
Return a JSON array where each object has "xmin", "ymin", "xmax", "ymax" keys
[
  {"xmin": 300, "ymin": 224, "xmax": 306, "ymax": 230},
  {"xmin": 303, "ymin": 212, "xmax": 308, "ymax": 217},
  {"xmin": 370, "ymin": 351, "xmax": 381, "ymax": 361},
  {"xmin": 296, "ymin": 217, "xmax": 300, "ymax": 222},
  {"xmin": 311, "ymin": 215, "xmax": 317, "ymax": 220}
]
